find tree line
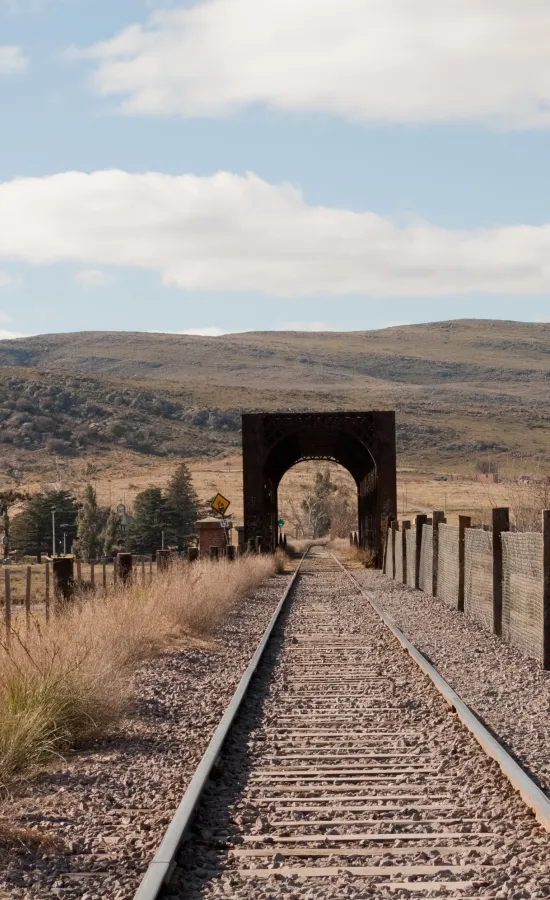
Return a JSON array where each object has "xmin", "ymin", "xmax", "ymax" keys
[{"xmin": 1, "ymin": 463, "xmax": 199, "ymax": 561}]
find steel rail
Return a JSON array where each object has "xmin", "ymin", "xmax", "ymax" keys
[
  {"xmin": 133, "ymin": 551, "xmax": 307, "ymax": 900},
  {"xmin": 332, "ymin": 552, "xmax": 550, "ymax": 834}
]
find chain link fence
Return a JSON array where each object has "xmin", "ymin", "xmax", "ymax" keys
[
  {"xmin": 464, "ymin": 528, "xmax": 493, "ymax": 631},
  {"xmin": 502, "ymin": 532, "xmax": 544, "ymax": 662},
  {"xmin": 437, "ymin": 524, "xmax": 460, "ymax": 609}
]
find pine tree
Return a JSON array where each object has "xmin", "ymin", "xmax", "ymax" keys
[
  {"xmin": 11, "ymin": 490, "xmax": 78, "ymax": 560},
  {"xmin": 166, "ymin": 463, "xmax": 199, "ymax": 548},
  {"xmin": 127, "ymin": 488, "xmax": 177, "ymax": 554},
  {"xmin": 73, "ymin": 484, "xmax": 107, "ymax": 561},
  {"xmin": 102, "ymin": 510, "xmax": 123, "ymax": 558}
]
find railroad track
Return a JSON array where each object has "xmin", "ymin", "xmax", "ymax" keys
[{"xmin": 136, "ymin": 547, "xmax": 550, "ymax": 899}]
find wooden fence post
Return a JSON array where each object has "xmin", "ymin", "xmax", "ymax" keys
[
  {"xmin": 402, "ymin": 521, "xmax": 411, "ymax": 585},
  {"xmin": 25, "ymin": 566, "xmax": 32, "ymax": 629},
  {"xmin": 45, "ymin": 561, "xmax": 50, "ymax": 622},
  {"xmin": 4, "ymin": 568, "xmax": 11, "ymax": 646},
  {"xmin": 543, "ymin": 510, "xmax": 550, "ymax": 669},
  {"xmin": 492, "ymin": 507, "xmax": 510, "ymax": 637},
  {"xmin": 415, "ymin": 515, "xmax": 428, "ymax": 590},
  {"xmin": 432, "ymin": 511, "xmax": 446, "ymax": 598},
  {"xmin": 458, "ymin": 515, "xmax": 471, "ymax": 612},
  {"xmin": 117, "ymin": 553, "xmax": 133, "ymax": 585},
  {"xmin": 90, "ymin": 561, "xmax": 95, "ymax": 591}
]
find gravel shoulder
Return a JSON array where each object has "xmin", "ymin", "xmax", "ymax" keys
[
  {"xmin": 354, "ymin": 568, "xmax": 550, "ymax": 797},
  {"xmin": 0, "ymin": 572, "xmax": 289, "ymax": 900}
]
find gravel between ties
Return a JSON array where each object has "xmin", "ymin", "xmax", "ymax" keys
[
  {"xmin": 0, "ymin": 574, "xmax": 288, "ymax": 900},
  {"xmin": 355, "ymin": 568, "xmax": 550, "ymax": 797}
]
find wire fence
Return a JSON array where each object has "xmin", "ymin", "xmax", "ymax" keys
[
  {"xmin": 437, "ymin": 524, "xmax": 460, "ymax": 610},
  {"xmin": 406, "ymin": 529, "xmax": 416, "ymax": 588},
  {"xmin": 419, "ymin": 525, "xmax": 433, "ymax": 595},
  {"xmin": 464, "ymin": 529, "xmax": 493, "ymax": 631},
  {"xmin": 502, "ymin": 532, "xmax": 544, "ymax": 663},
  {"xmin": 384, "ymin": 511, "xmax": 549, "ymax": 668}
]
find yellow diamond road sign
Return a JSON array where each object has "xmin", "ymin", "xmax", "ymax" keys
[{"xmin": 211, "ymin": 492, "xmax": 231, "ymax": 516}]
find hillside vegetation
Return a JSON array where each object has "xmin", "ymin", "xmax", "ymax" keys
[{"xmin": 0, "ymin": 319, "xmax": 548, "ymax": 488}]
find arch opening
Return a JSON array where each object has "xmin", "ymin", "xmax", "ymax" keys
[
  {"xmin": 277, "ymin": 460, "xmax": 358, "ymax": 541},
  {"xmin": 242, "ymin": 411, "xmax": 396, "ymax": 564}
]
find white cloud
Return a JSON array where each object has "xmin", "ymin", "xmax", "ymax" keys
[
  {"xmin": 73, "ymin": 0, "xmax": 550, "ymax": 129},
  {"xmin": 3, "ymin": 169, "xmax": 550, "ymax": 296},
  {"xmin": 75, "ymin": 267, "xmax": 111, "ymax": 286},
  {"xmin": 0, "ymin": 329, "xmax": 25, "ymax": 340},
  {"xmin": 178, "ymin": 326, "xmax": 225, "ymax": 336},
  {"xmin": 274, "ymin": 322, "xmax": 348, "ymax": 332},
  {"xmin": 0, "ymin": 45, "xmax": 28, "ymax": 75}
]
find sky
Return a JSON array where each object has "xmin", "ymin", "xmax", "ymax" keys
[{"xmin": 1, "ymin": 0, "xmax": 550, "ymax": 338}]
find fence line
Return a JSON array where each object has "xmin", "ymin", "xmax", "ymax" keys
[{"xmin": 384, "ymin": 508, "xmax": 550, "ymax": 670}]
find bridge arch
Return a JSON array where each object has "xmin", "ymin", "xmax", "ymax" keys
[{"xmin": 242, "ymin": 411, "xmax": 396, "ymax": 563}]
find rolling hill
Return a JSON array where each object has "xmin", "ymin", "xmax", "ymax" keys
[{"xmin": 0, "ymin": 319, "xmax": 548, "ymax": 490}]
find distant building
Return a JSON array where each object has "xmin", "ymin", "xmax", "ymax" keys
[
  {"xmin": 477, "ymin": 473, "xmax": 500, "ymax": 484},
  {"xmin": 116, "ymin": 503, "xmax": 135, "ymax": 527}
]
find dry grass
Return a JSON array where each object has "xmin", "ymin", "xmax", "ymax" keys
[{"xmin": 0, "ymin": 554, "xmax": 275, "ymax": 790}]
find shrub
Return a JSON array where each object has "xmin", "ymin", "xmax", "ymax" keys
[{"xmin": 0, "ymin": 554, "xmax": 275, "ymax": 789}]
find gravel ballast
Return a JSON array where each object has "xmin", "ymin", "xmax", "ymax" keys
[
  {"xmin": 166, "ymin": 550, "xmax": 550, "ymax": 899},
  {"xmin": 0, "ymin": 574, "xmax": 288, "ymax": 900},
  {"xmin": 354, "ymin": 568, "xmax": 550, "ymax": 797}
]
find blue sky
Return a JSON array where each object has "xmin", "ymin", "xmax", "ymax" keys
[{"xmin": 1, "ymin": 0, "xmax": 550, "ymax": 338}]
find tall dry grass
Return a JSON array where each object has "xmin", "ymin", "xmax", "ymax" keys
[{"xmin": 0, "ymin": 555, "xmax": 275, "ymax": 790}]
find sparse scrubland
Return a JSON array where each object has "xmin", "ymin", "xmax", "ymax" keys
[{"xmin": 0, "ymin": 554, "xmax": 275, "ymax": 790}]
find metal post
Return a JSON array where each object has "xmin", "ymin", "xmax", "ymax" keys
[
  {"xmin": 45, "ymin": 561, "xmax": 50, "ymax": 623},
  {"xmin": 543, "ymin": 510, "xmax": 550, "ymax": 669},
  {"xmin": 51, "ymin": 507, "xmax": 56, "ymax": 558},
  {"xmin": 458, "ymin": 515, "xmax": 471, "ymax": 612},
  {"xmin": 432, "ymin": 511, "xmax": 446, "ymax": 598},
  {"xmin": 402, "ymin": 521, "xmax": 411, "ymax": 586},
  {"xmin": 492, "ymin": 507, "xmax": 510, "ymax": 637},
  {"xmin": 415, "ymin": 515, "xmax": 428, "ymax": 590},
  {"xmin": 25, "ymin": 565, "xmax": 31, "ymax": 629}
]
